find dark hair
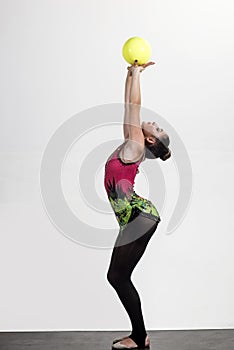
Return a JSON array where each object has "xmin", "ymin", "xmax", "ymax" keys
[{"xmin": 145, "ymin": 136, "xmax": 171, "ymax": 161}]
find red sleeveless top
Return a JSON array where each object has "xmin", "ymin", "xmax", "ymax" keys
[{"xmin": 104, "ymin": 141, "xmax": 144, "ymax": 200}]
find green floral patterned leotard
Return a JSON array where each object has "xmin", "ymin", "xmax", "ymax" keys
[{"xmin": 104, "ymin": 141, "xmax": 161, "ymax": 233}]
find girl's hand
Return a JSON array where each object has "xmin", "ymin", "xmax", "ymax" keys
[{"xmin": 127, "ymin": 60, "xmax": 155, "ymax": 75}]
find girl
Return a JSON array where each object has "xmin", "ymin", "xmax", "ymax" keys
[{"xmin": 104, "ymin": 60, "xmax": 171, "ymax": 349}]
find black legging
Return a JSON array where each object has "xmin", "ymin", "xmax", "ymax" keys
[{"xmin": 107, "ymin": 212, "xmax": 160, "ymax": 348}]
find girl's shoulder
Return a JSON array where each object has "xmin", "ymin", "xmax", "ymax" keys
[{"xmin": 118, "ymin": 140, "xmax": 145, "ymax": 164}]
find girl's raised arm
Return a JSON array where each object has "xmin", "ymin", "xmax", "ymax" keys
[{"xmin": 123, "ymin": 69, "xmax": 132, "ymax": 140}]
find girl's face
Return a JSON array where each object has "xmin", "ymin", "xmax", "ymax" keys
[{"xmin": 141, "ymin": 121, "xmax": 168, "ymax": 140}]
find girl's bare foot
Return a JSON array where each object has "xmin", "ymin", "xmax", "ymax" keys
[{"xmin": 112, "ymin": 334, "xmax": 150, "ymax": 348}]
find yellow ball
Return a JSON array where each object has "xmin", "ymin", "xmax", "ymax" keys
[{"xmin": 122, "ymin": 36, "xmax": 152, "ymax": 65}]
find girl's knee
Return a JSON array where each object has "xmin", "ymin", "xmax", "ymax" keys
[
  {"xmin": 107, "ymin": 269, "xmax": 119, "ymax": 286},
  {"xmin": 107, "ymin": 269, "xmax": 128, "ymax": 287}
]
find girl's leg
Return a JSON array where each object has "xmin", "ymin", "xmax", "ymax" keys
[{"xmin": 107, "ymin": 213, "xmax": 159, "ymax": 348}]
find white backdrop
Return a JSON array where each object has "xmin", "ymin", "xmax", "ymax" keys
[{"xmin": 0, "ymin": 0, "xmax": 234, "ymax": 331}]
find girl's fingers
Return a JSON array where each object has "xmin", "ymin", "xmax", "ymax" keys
[
  {"xmin": 142, "ymin": 61, "xmax": 155, "ymax": 68},
  {"xmin": 127, "ymin": 61, "xmax": 155, "ymax": 70},
  {"xmin": 127, "ymin": 60, "xmax": 155, "ymax": 73}
]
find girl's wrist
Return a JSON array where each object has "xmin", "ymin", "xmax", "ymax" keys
[
  {"xmin": 131, "ymin": 68, "xmax": 141, "ymax": 77},
  {"xmin": 127, "ymin": 70, "xmax": 132, "ymax": 78},
  {"xmin": 132, "ymin": 60, "xmax": 142, "ymax": 73}
]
